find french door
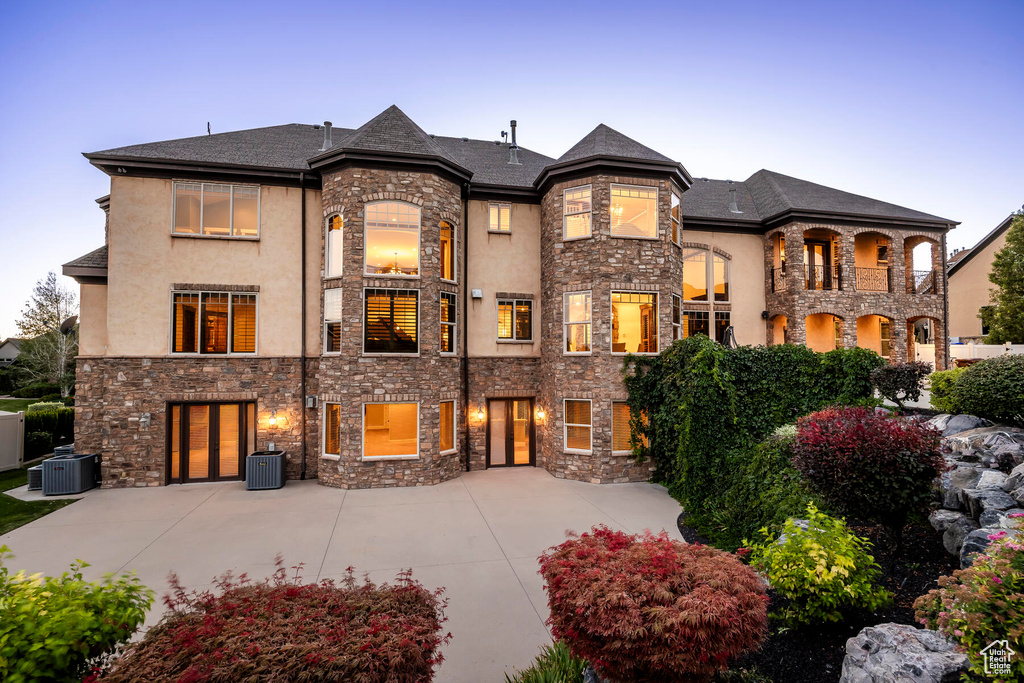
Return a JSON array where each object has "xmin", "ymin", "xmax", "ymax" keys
[
  {"xmin": 486, "ymin": 398, "xmax": 535, "ymax": 467},
  {"xmin": 168, "ymin": 402, "xmax": 255, "ymax": 483}
]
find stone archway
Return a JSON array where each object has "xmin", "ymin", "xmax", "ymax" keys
[{"xmin": 804, "ymin": 312, "xmax": 844, "ymax": 353}]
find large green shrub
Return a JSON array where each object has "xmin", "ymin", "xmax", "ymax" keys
[
  {"xmin": 11, "ymin": 382, "xmax": 60, "ymax": 399},
  {"xmin": 27, "ymin": 401, "xmax": 65, "ymax": 414},
  {"xmin": 870, "ymin": 361, "xmax": 932, "ymax": 409},
  {"xmin": 929, "ymin": 367, "xmax": 965, "ymax": 413},
  {"xmin": 25, "ymin": 431, "xmax": 53, "ymax": 459},
  {"xmin": 0, "ymin": 545, "xmax": 152, "ymax": 683},
  {"xmin": 746, "ymin": 503, "xmax": 891, "ymax": 626},
  {"xmin": 504, "ymin": 642, "xmax": 586, "ymax": 683},
  {"xmin": 952, "ymin": 354, "xmax": 1024, "ymax": 426},
  {"xmin": 23, "ymin": 407, "xmax": 74, "ymax": 442}
]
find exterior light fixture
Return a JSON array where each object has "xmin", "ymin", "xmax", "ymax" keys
[
  {"xmin": 268, "ymin": 409, "xmax": 278, "ymax": 428},
  {"xmin": 476, "ymin": 406, "xmax": 485, "ymax": 421},
  {"xmin": 536, "ymin": 407, "xmax": 545, "ymax": 421}
]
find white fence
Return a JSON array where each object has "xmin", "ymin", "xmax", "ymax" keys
[
  {"xmin": 950, "ymin": 342, "xmax": 1024, "ymax": 361},
  {"xmin": 915, "ymin": 343, "xmax": 936, "ymax": 368},
  {"xmin": 0, "ymin": 411, "xmax": 25, "ymax": 472}
]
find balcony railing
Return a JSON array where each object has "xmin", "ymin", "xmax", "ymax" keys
[
  {"xmin": 855, "ymin": 266, "xmax": 891, "ymax": 292},
  {"xmin": 914, "ymin": 269, "xmax": 937, "ymax": 294},
  {"xmin": 771, "ymin": 267, "xmax": 787, "ymax": 292},
  {"xmin": 805, "ymin": 265, "xmax": 842, "ymax": 291}
]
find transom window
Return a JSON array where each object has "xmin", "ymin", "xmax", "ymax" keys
[
  {"xmin": 612, "ymin": 402, "xmax": 649, "ymax": 453},
  {"xmin": 364, "ymin": 288, "xmax": 418, "ymax": 354},
  {"xmin": 563, "ymin": 186, "xmax": 592, "ymax": 240},
  {"xmin": 173, "ymin": 182, "xmax": 259, "ymax": 237},
  {"xmin": 610, "ymin": 185, "xmax": 658, "ymax": 238},
  {"xmin": 440, "ymin": 220, "xmax": 456, "ymax": 281},
  {"xmin": 497, "ymin": 299, "xmax": 532, "ymax": 341},
  {"xmin": 563, "ymin": 291, "xmax": 592, "ymax": 354},
  {"xmin": 489, "ymin": 203, "xmax": 511, "ymax": 233},
  {"xmin": 670, "ymin": 192, "xmax": 681, "ymax": 245},
  {"xmin": 364, "ymin": 202, "xmax": 420, "ymax": 276},
  {"xmin": 324, "ymin": 288, "xmax": 342, "ymax": 353},
  {"xmin": 363, "ymin": 402, "xmax": 418, "ymax": 459},
  {"xmin": 326, "ymin": 214, "xmax": 343, "ymax": 277},
  {"xmin": 172, "ymin": 291, "xmax": 256, "ymax": 354},
  {"xmin": 440, "ymin": 400, "xmax": 456, "ymax": 453},
  {"xmin": 611, "ymin": 292, "xmax": 658, "ymax": 354},
  {"xmin": 564, "ymin": 399, "xmax": 592, "ymax": 453},
  {"xmin": 682, "ymin": 248, "xmax": 730, "ymax": 302},
  {"xmin": 440, "ymin": 292, "xmax": 457, "ymax": 354}
]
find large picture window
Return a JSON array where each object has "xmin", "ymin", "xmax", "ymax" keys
[
  {"xmin": 326, "ymin": 214, "xmax": 343, "ymax": 278},
  {"xmin": 489, "ymin": 203, "xmax": 511, "ymax": 233},
  {"xmin": 440, "ymin": 220, "xmax": 456, "ymax": 282},
  {"xmin": 563, "ymin": 399, "xmax": 592, "ymax": 453},
  {"xmin": 563, "ymin": 186, "xmax": 592, "ymax": 240},
  {"xmin": 563, "ymin": 291, "xmax": 592, "ymax": 354},
  {"xmin": 440, "ymin": 292, "xmax": 457, "ymax": 354},
  {"xmin": 173, "ymin": 182, "xmax": 259, "ymax": 237},
  {"xmin": 440, "ymin": 400, "xmax": 456, "ymax": 453},
  {"xmin": 172, "ymin": 291, "xmax": 256, "ymax": 354},
  {"xmin": 610, "ymin": 185, "xmax": 657, "ymax": 238},
  {"xmin": 683, "ymin": 248, "xmax": 730, "ymax": 302},
  {"xmin": 364, "ymin": 288, "xmax": 418, "ymax": 354},
  {"xmin": 611, "ymin": 292, "xmax": 658, "ymax": 354},
  {"xmin": 363, "ymin": 402, "xmax": 418, "ymax": 459},
  {"xmin": 497, "ymin": 299, "xmax": 532, "ymax": 341},
  {"xmin": 364, "ymin": 202, "xmax": 420, "ymax": 276},
  {"xmin": 324, "ymin": 288, "xmax": 342, "ymax": 353}
]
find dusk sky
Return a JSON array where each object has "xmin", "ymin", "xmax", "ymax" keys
[{"xmin": 1, "ymin": 0, "xmax": 1021, "ymax": 340}]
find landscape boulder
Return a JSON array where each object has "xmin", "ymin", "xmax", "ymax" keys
[
  {"xmin": 960, "ymin": 527, "xmax": 1020, "ymax": 568},
  {"xmin": 979, "ymin": 507, "xmax": 1024, "ymax": 529},
  {"xmin": 929, "ymin": 509, "xmax": 967, "ymax": 533},
  {"xmin": 839, "ymin": 623, "xmax": 968, "ymax": 683},
  {"xmin": 942, "ymin": 516, "xmax": 979, "ymax": 556},
  {"xmin": 942, "ymin": 415, "xmax": 992, "ymax": 437},
  {"xmin": 962, "ymin": 488, "xmax": 1017, "ymax": 520},
  {"xmin": 1004, "ymin": 462, "xmax": 1024, "ymax": 492},
  {"xmin": 938, "ymin": 467, "xmax": 980, "ymax": 510}
]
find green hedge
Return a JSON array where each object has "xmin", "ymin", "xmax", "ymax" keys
[
  {"xmin": 930, "ymin": 367, "xmax": 966, "ymax": 413},
  {"xmin": 952, "ymin": 355, "xmax": 1024, "ymax": 426},
  {"xmin": 11, "ymin": 382, "xmax": 61, "ymax": 399},
  {"xmin": 623, "ymin": 337, "xmax": 884, "ymax": 546},
  {"xmin": 24, "ymin": 408, "xmax": 74, "ymax": 443}
]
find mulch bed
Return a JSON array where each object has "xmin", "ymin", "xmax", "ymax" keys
[{"xmin": 679, "ymin": 515, "xmax": 959, "ymax": 683}]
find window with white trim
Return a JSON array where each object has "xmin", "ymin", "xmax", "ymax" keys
[
  {"xmin": 497, "ymin": 299, "xmax": 532, "ymax": 341},
  {"xmin": 671, "ymin": 294, "xmax": 681, "ymax": 341},
  {"xmin": 440, "ymin": 400, "xmax": 456, "ymax": 453},
  {"xmin": 364, "ymin": 288, "xmax": 418, "ymax": 354},
  {"xmin": 611, "ymin": 292, "xmax": 658, "ymax": 354},
  {"xmin": 364, "ymin": 201, "xmax": 420, "ymax": 276},
  {"xmin": 440, "ymin": 292, "xmax": 457, "ymax": 354},
  {"xmin": 612, "ymin": 402, "xmax": 649, "ymax": 453},
  {"xmin": 363, "ymin": 402, "xmax": 418, "ymax": 459},
  {"xmin": 682, "ymin": 310, "xmax": 709, "ymax": 339},
  {"xmin": 563, "ymin": 291, "xmax": 592, "ymax": 354},
  {"xmin": 489, "ymin": 203, "xmax": 511, "ymax": 233},
  {"xmin": 324, "ymin": 288, "xmax": 342, "ymax": 353},
  {"xmin": 563, "ymin": 186, "xmax": 592, "ymax": 240},
  {"xmin": 440, "ymin": 220, "xmax": 456, "ymax": 281},
  {"xmin": 324, "ymin": 403, "xmax": 341, "ymax": 458},
  {"xmin": 670, "ymin": 191, "xmax": 681, "ymax": 245},
  {"xmin": 326, "ymin": 214, "xmax": 343, "ymax": 277},
  {"xmin": 683, "ymin": 248, "xmax": 730, "ymax": 302},
  {"xmin": 173, "ymin": 182, "xmax": 259, "ymax": 237},
  {"xmin": 171, "ymin": 291, "xmax": 256, "ymax": 354},
  {"xmin": 610, "ymin": 185, "xmax": 657, "ymax": 238},
  {"xmin": 564, "ymin": 399, "xmax": 592, "ymax": 452}
]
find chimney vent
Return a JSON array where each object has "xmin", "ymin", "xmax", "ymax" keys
[
  {"xmin": 728, "ymin": 188, "xmax": 744, "ymax": 214},
  {"xmin": 320, "ymin": 121, "xmax": 333, "ymax": 152},
  {"xmin": 508, "ymin": 119, "xmax": 521, "ymax": 165}
]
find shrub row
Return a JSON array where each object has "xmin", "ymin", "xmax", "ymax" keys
[
  {"xmin": 10, "ymin": 382, "xmax": 61, "ymax": 399},
  {"xmin": 930, "ymin": 354, "xmax": 1024, "ymax": 425},
  {"xmin": 24, "ymin": 407, "xmax": 74, "ymax": 441}
]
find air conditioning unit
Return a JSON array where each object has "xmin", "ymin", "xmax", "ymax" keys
[
  {"xmin": 245, "ymin": 451, "xmax": 286, "ymax": 490},
  {"xmin": 42, "ymin": 453, "xmax": 98, "ymax": 495}
]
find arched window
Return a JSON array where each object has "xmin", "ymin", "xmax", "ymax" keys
[
  {"xmin": 682, "ymin": 248, "xmax": 730, "ymax": 302},
  {"xmin": 326, "ymin": 214, "xmax": 343, "ymax": 278},
  {"xmin": 364, "ymin": 202, "xmax": 421, "ymax": 276}
]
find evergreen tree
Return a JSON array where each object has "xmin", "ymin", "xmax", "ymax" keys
[{"xmin": 984, "ymin": 212, "xmax": 1024, "ymax": 344}]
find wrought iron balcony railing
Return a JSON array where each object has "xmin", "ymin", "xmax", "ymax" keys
[
  {"xmin": 913, "ymin": 269, "xmax": 937, "ymax": 294},
  {"xmin": 805, "ymin": 265, "xmax": 842, "ymax": 291},
  {"xmin": 855, "ymin": 266, "xmax": 891, "ymax": 292},
  {"xmin": 771, "ymin": 267, "xmax": 787, "ymax": 292}
]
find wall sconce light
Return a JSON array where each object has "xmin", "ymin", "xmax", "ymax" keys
[
  {"xmin": 536, "ymin": 407, "xmax": 546, "ymax": 421},
  {"xmin": 268, "ymin": 410, "xmax": 279, "ymax": 428},
  {"xmin": 476, "ymin": 406, "xmax": 485, "ymax": 421}
]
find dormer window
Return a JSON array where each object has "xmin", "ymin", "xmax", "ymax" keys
[{"xmin": 173, "ymin": 182, "xmax": 259, "ymax": 238}]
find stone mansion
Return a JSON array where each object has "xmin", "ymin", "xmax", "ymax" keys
[{"xmin": 64, "ymin": 106, "xmax": 956, "ymax": 489}]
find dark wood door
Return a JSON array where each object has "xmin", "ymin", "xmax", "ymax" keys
[
  {"xmin": 168, "ymin": 402, "xmax": 255, "ymax": 483},
  {"xmin": 486, "ymin": 398, "xmax": 535, "ymax": 468}
]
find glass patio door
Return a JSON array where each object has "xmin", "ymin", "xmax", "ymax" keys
[
  {"xmin": 169, "ymin": 402, "xmax": 255, "ymax": 483},
  {"xmin": 487, "ymin": 398, "xmax": 534, "ymax": 467}
]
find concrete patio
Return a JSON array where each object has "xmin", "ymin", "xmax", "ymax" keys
[{"xmin": 0, "ymin": 467, "xmax": 681, "ymax": 683}]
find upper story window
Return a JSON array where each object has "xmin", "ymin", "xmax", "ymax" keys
[
  {"xmin": 563, "ymin": 186, "xmax": 592, "ymax": 240},
  {"xmin": 364, "ymin": 202, "xmax": 420, "ymax": 277},
  {"xmin": 489, "ymin": 203, "xmax": 511, "ymax": 233},
  {"xmin": 364, "ymin": 288, "xmax": 418, "ymax": 354},
  {"xmin": 173, "ymin": 182, "xmax": 259, "ymax": 238},
  {"xmin": 610, "ymin": 185, "xmax": 657, "ymax": 238},
  {"xmin": 671, "ymin": 294, "xmax": 681, "ymax": 341},
  {"xmin": 172, "ymin": 291, "xmax": 256, "ymax": 354},
  {"xmin": 440, "ymin": 220, "xmax": 456, "ymax": 281},
  {"xmin": 682, "ymin": 248, "xmax": 730, "ymax": 302},
  {"xmin": 670, "ymin": 192, "xmax": 681, "ymax": 245},
  {"xmin": 611, "ymin": 292, "xmax": 658, "ymax": 354},
  {"xmin": 324, "ymin": 288, "xmax": 342, "ymax": 354},
  {"xmin": 326, "ymin": 214, "xmax": 343, "ymax": 278},
  {"xmin": 497, "ymin": 299, "xmax": 532, "ymax": 342},
  {"xmin": 564, "ymin": 291, "xmax": 592, "ymax": 354},
  {"xmin": 440, "ymin": 292, "xmax": 457, "ymax": 355}
]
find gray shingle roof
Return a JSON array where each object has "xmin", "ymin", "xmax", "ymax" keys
[
  {"xmin": 63, "ymin": 245, "xmax": 108, "ymax": 269},
  {"xmin": 556, "ymin": 124, "xmax": 675, "ymax": 164},
  {"xmin": 681, "ymin": 179, "xmax": 762, "ymax": 222},
  {"xmin": 325, "ymin": 105, "xmax": 463, "ymax": 167},
  {"xmin": 433, "ymin": 136, "xmax": 554, "ymax": 188}
]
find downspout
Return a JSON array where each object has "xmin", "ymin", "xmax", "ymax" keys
[
  {"xmin": 941, "ymin": 228, "xmax": 950, "ymax": 371},
  {"xmin": 461, "ymin": 183, "xmax": 471, "ymax": 471},
  {"xmin": 299, "ymin": 172, "xmax": 308, "ymax": 479}
]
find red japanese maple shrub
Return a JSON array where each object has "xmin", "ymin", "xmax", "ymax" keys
[
  {"xmin": 539, "ymin": 526, "xmax": 768, "ymax": 683},
  {"xmin": 94, "ymin": 560, "xmax": 450, "ymax": 683},
  {"xmin": 791, "ymin": 406, "xmax": 946, "ymax": 556}
]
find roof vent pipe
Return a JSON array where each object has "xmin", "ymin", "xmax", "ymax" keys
[
  {"xmin": 508, "ymin": 119, "xmax": 521, "ymax": 165},
  {"xmin": 729, "ymin": 187, "xmax": 744, "ymax": 214},
  {"xmin": 320, "ymin": 121, "xmax": 333, "ymax": 152}
]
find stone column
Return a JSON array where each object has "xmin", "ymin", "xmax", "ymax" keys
[
  {"xmin": 842, "ymin": 315, "xmax": 857, "ymax": 350},
  {"xmin": 889, "ymin": 233, "xmax": 906, "ymax": 295},
  {"xmin": 784, "ymin": 223, "xmax": 804, "ymax": 292},
  {"xmin": 839, "ymin": 232, "xmax": 855, "ymax": 291},
  {"xmin": 890, "ymin": 318, "xmax": 908, "ymax": 363}
]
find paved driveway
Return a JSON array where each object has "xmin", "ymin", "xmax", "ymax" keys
[{"xmin": 1, "ymin": 467, "xmax": 680, "ymax": 682}]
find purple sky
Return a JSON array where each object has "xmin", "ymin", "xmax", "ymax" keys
[{"xmin": 1, "ymin": 0, "xmax": 1021, "ymax": 340}]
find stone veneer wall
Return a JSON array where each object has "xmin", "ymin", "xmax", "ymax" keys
[
  {"xmin": 537, "ymin": 174, "xmax": 677, "ymax": 483},
  {"xmin": 315, "ymin": 167, "xmax": 465, "ymax": 488},
  {"xmin": 75, "ymin": 356, "xmax": 312, "ymax": 487},
  {"xmin": 466, "ymin": 357, "xmax": 543, "ymax": 471}
]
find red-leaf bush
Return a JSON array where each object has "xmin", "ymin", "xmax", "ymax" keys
[
  {"xmin": 791, "ymin": 406, "xmax": 946, "ymax": 555},
  {"xmin": 539, "ymin": 526, "xmax": 768, "ymax": 683},
  {"xmin": 94, "ymin": 561, "xmax": 450, "ymax": 683}
]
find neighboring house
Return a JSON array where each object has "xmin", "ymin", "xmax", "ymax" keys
[
  {"xmin": 0, "ymin": 338, "xmax": 24, "ymax": 367},
  {"xmin": 62, "ymin": 105, "xmax": 956, "ymax": 490},
  {"xmin": 948, "ymin": 212, "xmax": 1016, "ymax": 342}
]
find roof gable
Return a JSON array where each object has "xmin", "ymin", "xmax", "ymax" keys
[
  {"xmin": 557, "ymin": 124, "xmax": 674, "ymax": 164},
  {"xmin": 335, "ymin": 105, "xmax": 462, "ymax": 165}
]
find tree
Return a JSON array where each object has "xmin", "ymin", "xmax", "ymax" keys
[
  {"xmin": 15, "ymin": 273, "xmax": 78, "ymax": 396},
  {"xmin": 985, "ymin": 212, "xmax": 1024, "ymax": 344}
]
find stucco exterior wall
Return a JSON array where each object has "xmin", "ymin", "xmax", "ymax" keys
[
  {"xmin": 466, "ymin": 200, "xmax": 542, "ymax": 358},
  {"xmin": 79, "ymin": 283, "xmax": 108, "ymax": 356},
  {"xmin": 948, "ymin": 231, "xmax": 1007, "ymax": 339}
]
